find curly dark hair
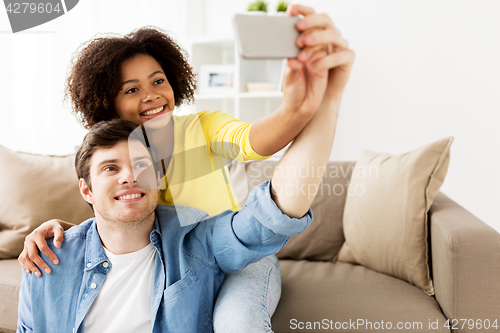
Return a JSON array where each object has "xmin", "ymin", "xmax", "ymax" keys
[{"xmin": 65, "ymin": 26, "xmax": 197, "ymax": 129}]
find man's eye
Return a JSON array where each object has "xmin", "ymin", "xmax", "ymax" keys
[
  {"xmin": 125, "ymin": 87, "xmax": 138, "ymax": 94},
  {"xmin": 154, "ymin": 79, "xmax": 164, "ymax": 85},
  {"xmin": 104, "ymin": 166, "xmax": 117, "ymax": 172}
]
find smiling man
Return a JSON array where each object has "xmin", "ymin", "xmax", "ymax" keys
[
  {"xmin": 16, "ymin": 103, "xmax": 335, "ymax": 332},
  {"xmin": 16, "ymin": 118, "xmax": 309, "ymax": 333}
]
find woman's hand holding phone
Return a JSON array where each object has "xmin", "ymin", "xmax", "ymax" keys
[{"xmin": 283, "ymin": 4, "xmax": 355, "ymax": 115}]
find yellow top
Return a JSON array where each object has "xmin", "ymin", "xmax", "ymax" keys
[{"xmin": 157, "ymin": 111, "xmax": 271, "ymax": 216}]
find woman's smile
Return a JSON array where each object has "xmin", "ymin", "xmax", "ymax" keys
[{"xmin": 141, "ymin": 104, "xmax": 167, "ymax": 119}]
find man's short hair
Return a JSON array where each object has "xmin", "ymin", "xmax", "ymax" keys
[{"xmin": 75, "ymin": 119, "xmax": 155, "ymax": 191}]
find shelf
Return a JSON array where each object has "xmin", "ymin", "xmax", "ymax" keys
[
  {"xmin": 187, "ymin": 21, "xmax": 285, "ymax": 123},
  {"xmin": 195, "ymin": 93, "xmax": 236, "ymax": 100},
  {"xmin": 239, "ymin": 91, "xmax": 282, "ymax": 99},
  {"xmin": 195, "ymin": 92, "xmax": 283, "ymax": 100},
  {"xmin": 189, "ymin": 36, "xmax": 234, "ymax": 48}
]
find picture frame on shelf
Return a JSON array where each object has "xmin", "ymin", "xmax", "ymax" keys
[{"xmin": 198, "ymin": 64, "xmax": 236, "ymax": 94}]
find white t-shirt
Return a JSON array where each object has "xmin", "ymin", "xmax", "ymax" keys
[{"xmin": 84, "ymin": 243, "xmax": 156, "ymax": 333}]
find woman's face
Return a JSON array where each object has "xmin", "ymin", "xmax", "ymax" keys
[{"xmin": 114, "ymin": 54, "xmax": 175, "ymax": 127}]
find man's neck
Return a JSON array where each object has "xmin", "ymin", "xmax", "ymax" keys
[{"xmin": 94, "ymin": 212, "xmax": 156, "ymax": 255}]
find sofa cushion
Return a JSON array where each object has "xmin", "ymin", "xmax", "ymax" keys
[
  {"xmin": 233, "ymin": 160, "xmax": 353, "ymax": 261},
  {"xmin": 0, "ymin": 145, "xmax": 94, "ymax": 259},
  {"xmin": 0, "ymin": 259, "xmax": 22, "ymax": 333},
  {"xmin": 336, "ymin": 137, "xmax": 453, "ymax": 296},
  {"xmin": 272, "ymin": 260, "xmax": 449, "ymax": 333}
]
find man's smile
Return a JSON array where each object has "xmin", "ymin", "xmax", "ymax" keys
[{"xmin": 114, "ymin": 189, "xmax": 146, "ymax": 202}]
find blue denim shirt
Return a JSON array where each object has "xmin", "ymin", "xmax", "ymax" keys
[{"xmin": 17, "ymin": 180, "xmax": 312, "ymax": 333}]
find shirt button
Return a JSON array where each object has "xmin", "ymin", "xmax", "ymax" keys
[
  {"xmin": 90, "ymin": 283, "xmax": 97, "ymax": 289},
  {"xmin": 103, "ymin": 262, "xmax": 109, "ymax": 268},
  {"xmin": 87, "ymin": 263, "xmax": 91, "ymax": 268}
]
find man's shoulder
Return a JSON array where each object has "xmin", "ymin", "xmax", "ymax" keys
[
  {"xmin": 155, "ymin": 204, "xmax": 224, "ymax": 237},
  {"xmin": 45, "ymin": 218, "xmax": 94, "ymax": 256},
  {"xmin": 156, "ymin": 204, "xmax": 209, "ymax": 222},
  {"xmin": 64, "ymin": 218, "xmax": 94, "ymax": 239}
]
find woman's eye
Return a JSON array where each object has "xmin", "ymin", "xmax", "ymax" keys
[
  {"xmin": 125, "ymin": 87, "xmax": 138, "ymax": 94},
  {"xmin": 154, "ymin": 79, "xmax": 164, "ymax": 85}
]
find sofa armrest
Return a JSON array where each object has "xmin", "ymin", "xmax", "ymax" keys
[{"xmin": 429, "ymin": 192, "xmax": 500, "ymax": 332}]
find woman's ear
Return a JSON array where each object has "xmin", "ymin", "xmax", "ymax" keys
[{"xmin": 79, "ymin": 178, "xmax": 95, "ymax": 205}]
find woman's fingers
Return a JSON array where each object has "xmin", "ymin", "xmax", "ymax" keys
[
  {"xmin": 287, "ymin": 4, "xmax": 316, "ymax": 17},
  {"xmin": 298, "ymin": 45, "xmax": 324, "ymax": 63},
  {"xmin": 21, "ymin": 230, "xmax": 57, "ymax": 276},
  {"xmin": 299, "ymin": 42, "xmax": 345, "ymax": 65},
  {"xmin": 297, "ymin": 26, "xmax": 349, "ymax": 50},
  {"xmin": 319, "ymin": 49, "xmax": 355, "ymax": 70},
  {"xmin": 52, "ymin": 225, "xmax": 64, "ymax": 250},
  {"xmin": 286, "ymin": 58, "xmax": 304, "ymax": 71},
  {"xmin": 19, "ymin": 240, "xmax": 43, "ymax": 276},
  {"xmin": 28, "ymin": 237, "xmax": 53, "ymax": 275},
  {"xmin": 18, "ymin": 249, "xmax": 33, "ymax": 274},
  {"xmin": 308, "ymin": 49, "xmax": 330, "ymax": 69},
  {"xmin": 18, "ymin": 219, "xmax": 67, "ymax": 276},
  {"xmin": 32, "ymin": 229, "xmax": 59, "ymax": 264},
  {"xmin": 297, "ymin": 13, "xmax": 335, "ymax": 31}
]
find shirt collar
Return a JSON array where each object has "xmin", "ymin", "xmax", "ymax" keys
[
  {"xmin": 84, "ymin": 220, "xmax": 110, "ymax": 271},
  {"xmin": 83, "ymin": 206, "xmax": 198, "ymax": 270},
  {"xmin": 150, "ymin": 212, "xmax": 163, "ymax": 250}
]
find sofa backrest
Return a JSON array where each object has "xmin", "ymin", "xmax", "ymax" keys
[
  {"xmin": 229, "ymin": 159, "xmax": 355, "ymax": 261},
  {"xmin": 0, "ymin": 146, "xmax": 94, "ymax": 259}
]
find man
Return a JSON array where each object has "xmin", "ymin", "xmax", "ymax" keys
[
  {"xmin": 17, "ymin": 98, "xmax": 339, "ymax": 332},
  {"xmin": 17, "ymin": 95, "xmax": 347, "ymax": 333}
]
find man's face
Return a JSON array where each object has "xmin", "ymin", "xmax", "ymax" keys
[{"xmin": 79, "ymin": 140, "xmax": 159, "ymax": 224}]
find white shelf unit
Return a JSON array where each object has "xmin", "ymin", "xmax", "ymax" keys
[{"xmin": 189, "ymin": 36, "xmax": 285, "ymax": 124}]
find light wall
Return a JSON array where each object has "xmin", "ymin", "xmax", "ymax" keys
[
  {"xmin": 0, "ymin": 0, "xmax": 184, "ymax": 155},
  {"xmin": 1, "ymin": 0, "xmax": 498, "ymax": 232},
  {"xmin": 201, "ymin": 0, "xmax": 500, "ymax": 233}
]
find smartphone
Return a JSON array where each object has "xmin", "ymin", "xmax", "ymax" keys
[{"xmin": 233, "ymin": 14, "xmax": 301, "ymax": 59}]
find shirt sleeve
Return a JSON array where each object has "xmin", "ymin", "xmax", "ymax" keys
[
  {"xmin": 197, "ymin": 110, "xmax": 272, "ymax": 161},
  {"xmin": 17, "ymin": 270, "xmax": 34, "ymax": 333},
  {"xmin": 207, "ymin": 179, "xmax": 313, "ymax": 273}
]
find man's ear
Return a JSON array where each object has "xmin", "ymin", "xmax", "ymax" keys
[{"xmin": 79, "ymin": 178, "xmax": 95, "ymax": 205}]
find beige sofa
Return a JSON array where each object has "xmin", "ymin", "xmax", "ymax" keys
[{"xmin": 1, "ymin": 159, "xmax": 499, "ymax": 333}]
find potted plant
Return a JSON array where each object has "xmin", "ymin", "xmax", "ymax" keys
[
  {"xmin": 276, "ymin": 1, "xmax": 288, "ymax": 12},
  {"xmin": 247, "ymin": 0, "xmax": 268, "ymax": 13}
]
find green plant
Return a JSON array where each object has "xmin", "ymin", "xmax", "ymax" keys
[
  {"xmin": 247, "ymin": 0, "xmax": 268, "ymax": 12},
  {"xmin": 276, "ymin": 1, "xmax": 288, "ymax": 12}
]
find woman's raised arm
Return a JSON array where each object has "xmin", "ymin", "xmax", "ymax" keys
[{"xmin": 248, "ymin": 4, "xmax": 351, "ymax": 157}]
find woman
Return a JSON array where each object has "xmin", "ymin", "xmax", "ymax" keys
[{"xmin": 18, "ymin": 4, "xmax": 353, "ymax": 332}]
